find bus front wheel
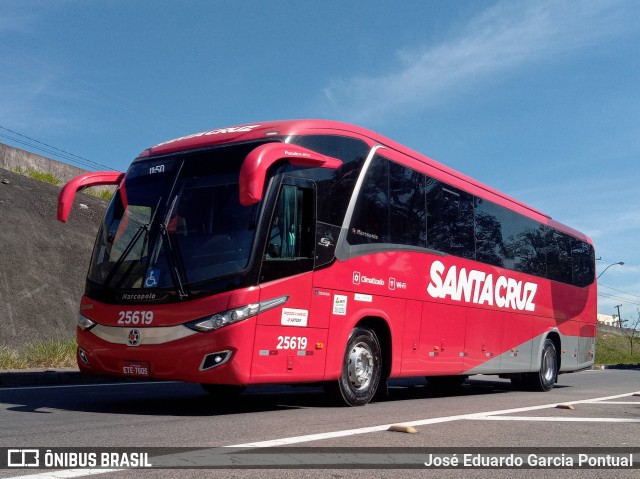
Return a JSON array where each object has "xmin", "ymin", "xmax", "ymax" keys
[{"xmin": 325, "ymin": 327, "xmax": 382, "ymax": 406}]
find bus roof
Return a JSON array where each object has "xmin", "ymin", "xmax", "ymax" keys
[{"xmin": 138, "ymin": 119, "xmax": 592, "ymax": 245}]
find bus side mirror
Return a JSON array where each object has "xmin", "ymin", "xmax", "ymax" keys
[
  {"xmin": 57, "ymin": 171, "xmax": 124, "ymax": 222},
  {"xmin": 239, "ymin": 143, "xmax": 342, "ymax": 206}
]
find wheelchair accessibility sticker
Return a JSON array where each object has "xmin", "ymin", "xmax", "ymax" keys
[{"xmin": 144, "ymin": 269, "xmax": 160, "ymax": 288}]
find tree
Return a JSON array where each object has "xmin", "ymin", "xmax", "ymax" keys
[{"xmin": 620, "ymin": 309, "xmax": 640, "ymax": 356}]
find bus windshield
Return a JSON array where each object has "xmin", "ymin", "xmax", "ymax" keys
[{"xmin": 88, "ymin": 143, "xmax": 265, "ymax": 294}]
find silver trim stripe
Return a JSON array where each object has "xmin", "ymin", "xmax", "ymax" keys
[{"xmin": 91, "ymin": 324, "xmax": 197, "ymax": 345}]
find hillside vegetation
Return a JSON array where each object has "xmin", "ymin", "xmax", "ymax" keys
[{"xmin": 596, "ymin": 331, "xmax": 640, "ymax": 366}]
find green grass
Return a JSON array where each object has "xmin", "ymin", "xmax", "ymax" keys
[
  {"xmin": 11, "ymin": 165, "xmax": 114, "ymax": 200},
  {"xmin": 0, "ymin": 345, "xmax": 28, "ymax": 369},
  {"xmin": 595, "ymin": 332, "xmax": 640, "ymax": 366},
  {"xmin": 12, "ymin": 166, "xmax": 61, "ymax": 186},
  {"xmin": 0, "ymin": 339, "xmax": 77, "ymax": 370},
  {"xmin": 82, "ymin": 187, "xmax": 114, "ymax": 201}
]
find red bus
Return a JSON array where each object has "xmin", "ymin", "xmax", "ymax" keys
[{"xmin": 58, "ymin": 120, "xmax": 596, "ymax": 406}]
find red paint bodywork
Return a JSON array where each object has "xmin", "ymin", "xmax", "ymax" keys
[{"xmin": 60, "ymin": 120, "xmax": 596, "ymax": 387}]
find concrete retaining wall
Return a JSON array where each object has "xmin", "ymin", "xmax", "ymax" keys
[
  {"xmin": 0, "ymin": 167, "xmax": 107, "ymax": 348},
  {"xmin": 0, "ymin": 143, "xmax": 88, "ymax": 183}
]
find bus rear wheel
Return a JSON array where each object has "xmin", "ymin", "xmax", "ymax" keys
[
  {"xmin": 325, "ymin": 327, "xmax": 382, "ymax": 406},
  {"xmin": 511, "ymin": 339, "xmax": 557, "ymax": 392}
]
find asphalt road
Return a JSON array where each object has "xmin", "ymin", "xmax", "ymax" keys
[{"xmin": 1, "ymin": 369, "xmax": 639, "ymax": 479}]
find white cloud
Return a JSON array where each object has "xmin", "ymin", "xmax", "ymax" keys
[{"xmin": 322, "ymin": 0, "xmax": 636, "ymax": 121}]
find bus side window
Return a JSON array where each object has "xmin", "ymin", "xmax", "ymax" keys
[{"xmin": 261, "ymin": 183, "xmax": 316, "ymax": 282}]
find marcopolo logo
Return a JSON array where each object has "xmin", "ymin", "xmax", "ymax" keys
[
  {"xmin": 120, "ymin": 292, "xmax": 157, "ymax": 301},
  {"xmin": 426, "ymin": 260, "xmax": 537, "ymax": 312}
]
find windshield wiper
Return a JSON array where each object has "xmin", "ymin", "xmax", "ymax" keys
[
  {"xmin": 103, "ymin": 196, "xmax": 163, "ymax": 289},
  {"xmin": 156, "ymin": 193, "xmax": 189, "ymax": 300},
  {"xmin": 103, "ymin": 222, "xmax": 150, "ymax": 289}
]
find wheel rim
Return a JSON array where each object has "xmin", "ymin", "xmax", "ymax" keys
[
  {"xmin": 542, "ymin": 347, "xmax": 556, "ymax": 383},
  {"xmin": 347, "ymin": 342, "xmax": 374, "ymax": 390}
]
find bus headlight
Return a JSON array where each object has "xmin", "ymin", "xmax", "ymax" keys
[
  {"xmin": 186, "ymin": 295, "xmax": 288, "ymax": 332},
  {"xmin": 78, "ymin": 313, "xmax": 97, "ymax": 331}
]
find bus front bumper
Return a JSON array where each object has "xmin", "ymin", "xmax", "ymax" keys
[{"xmin": 76, "ymin": 324, "xmax": 254, "ymax": 385}]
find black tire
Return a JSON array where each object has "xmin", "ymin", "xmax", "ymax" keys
[
  {"xmin": 325, "ymin": 327, "xmax": 382, "ymax": 406},
  {"xmin": 512, "ymin": 339, "xmax": 557, "ymax": 392}
]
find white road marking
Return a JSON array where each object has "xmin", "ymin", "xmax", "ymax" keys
[
  {"xmin": 4, "ymin": 390, "xmax": 640, "ymax": 479},
  {"xmin": 474, "ymin": 416, "xmax": 640, "ymax": 422},
  {"xmin": 232, "ymin": 390, "xmax": 640, "ymax": 447}
]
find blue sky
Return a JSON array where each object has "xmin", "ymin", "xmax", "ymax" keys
[{"xmin": 1, "ymin": 0, "xmax": 639, "ymax": 319}]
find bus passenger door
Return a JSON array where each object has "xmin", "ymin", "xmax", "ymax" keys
[{"xmin": 251, "ymin": 179, "xmax": 328, "ymax": 382}]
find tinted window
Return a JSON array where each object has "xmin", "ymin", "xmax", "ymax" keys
[
  {"xmin": 474, "ymin": 198, "xmax": 509, "ymax": 268},
  {"xmin": 545, "ymin": 229, "xmax": 573, "ymax": 283},
  {"xmin": 474, "ymin": 199, "xmax": 547, "ymax": 276},
  {"xmin": 512, "ymin": 223, "xmax": 547, "ymax": 278},
  {"xmin": 389, "ymin": 161, "xmax": 426, "ymax": 247},
  {"xmin": 288, "ymin": 135, "xmax": 369, "ymax": 226},
  {"xmin": 572, "ymin": 239, "xmax": 595, "ymax": 287},
  {"xmin": 348, "ymin": 155, "xmax": 389, "ymax": 244},
  {"xmin": 88, "ymin": 144, "xmax": 262, "ymax": 291},
  {"xmin": 426, "ymin": 181, "xmax": 475, "ymax": 259},
  {"xmin": 340, "ymin": 151, "xmax": 594, "ymax": 287}
]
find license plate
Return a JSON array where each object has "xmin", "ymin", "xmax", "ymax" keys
[{"xmin": 121, "ymin": 361, "xmax": 150, "ymax": 377}]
